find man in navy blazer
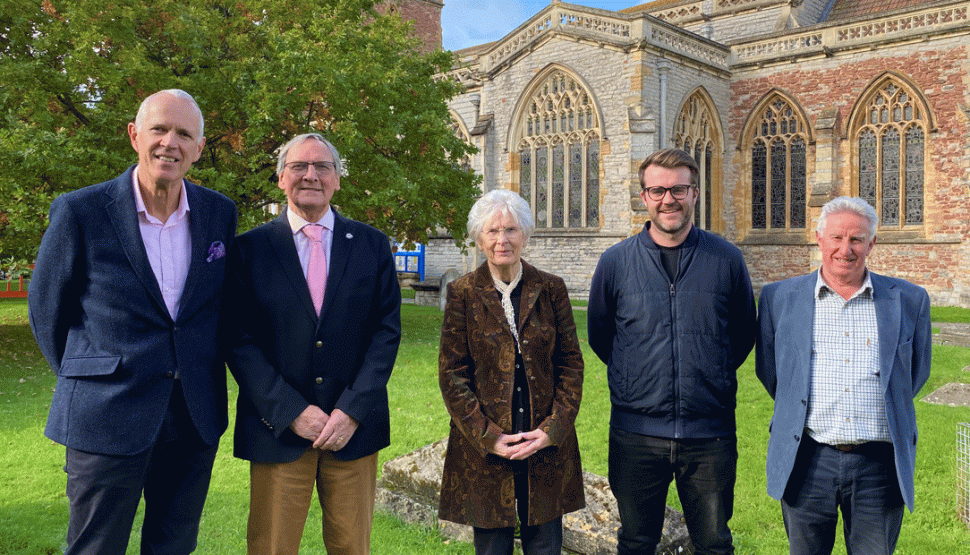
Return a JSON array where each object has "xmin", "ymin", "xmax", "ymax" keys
[
  {"xmin": 756, "ymin": 196, "xmax": 931, "ymax": 554},
  {"xmin": 29, "ymin": 90, "xmax": 237, "ymax": 555},
  {"xmin": 225, "ymin": 133, "xmax": 401, "ymax": 555}
]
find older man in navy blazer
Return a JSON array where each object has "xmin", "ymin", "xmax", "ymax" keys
[
  {"xmin": 29, "ymin": 89, "xmax": 237, "ymax": 555},
  {"xmin": 225, "ymin": 133, "xmax": 401, "ymax": 555},
  {"xmin": 756, "ymin": 196, "xmax": 931, "ymax": 555}
]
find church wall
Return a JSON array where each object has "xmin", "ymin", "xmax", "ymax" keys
[
  {"xmin": 441, "ymin": 38, "xmax": 649, "ymax": 295},
  {"xmin": 727, "ymin": 37, "xmax": 970, "ymax": 306},
  {"xmin": 679, "ymin": 7, "xmax": 785, "ymax": 43},
  {"xmin": 387, "ymin": 0, "xmax": 442, "ymax": 53}
]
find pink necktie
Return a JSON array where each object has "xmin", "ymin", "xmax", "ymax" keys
[{"xmin": 302, "ymin": 224, "xmax": 327, "ymax": 315}]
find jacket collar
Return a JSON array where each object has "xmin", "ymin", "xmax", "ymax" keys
[
  {"xmin": 637, "ymin": 221, "xmax": 699, "ymax": 250},
  {"xmin": 472, "ymin": 260, "xmax": 544, "ymax": 332},
  {"xmin": 268, "ymin": 207, "xmax": 355, "ymax": 326}
]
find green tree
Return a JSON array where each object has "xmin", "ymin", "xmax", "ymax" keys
[{"xmin": 0, "ymin": 0, "xmax": 478, "ymax": 265}]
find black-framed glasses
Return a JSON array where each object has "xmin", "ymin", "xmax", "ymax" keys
[
  {"xmin": 643, "ymin": 185, "xmax": 693, "ymax": 201},
  {"xmin": 285, "ymin": 161, "xmax": 336, "ymax": 176}
]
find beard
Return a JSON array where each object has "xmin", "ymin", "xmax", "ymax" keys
[{"xmin": 650, "ymin": 202, "xmax": 694, "ymax": 235}]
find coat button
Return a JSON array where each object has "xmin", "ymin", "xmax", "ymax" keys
[
  {"xmin": 316, "ymin": 341, "xmax": 323, "ymax": 348},
  {"xmin": 315, "ymin": 377, "xmax": 323, "ymax": 384},
  {"xmin": 165, "ymin": 371, "xmax": 174, "ymax": 378}
]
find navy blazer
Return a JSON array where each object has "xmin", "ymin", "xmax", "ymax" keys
[
  {"xmin": 756, "ymin": 270, "xmax": 932, "ymax": 512},
  {"xmin": 225, "ymin": 210, "xmax": 401, "ymax": 463},
  {"xmin": 29, "ymin": 166, "xmax": 238, "ymax": 456}
]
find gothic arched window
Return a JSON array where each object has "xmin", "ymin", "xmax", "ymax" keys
[
  {"xmin": 856, "ymin": 80, "xmax": 925, "ymax": 227},
  {"xmin": 749, "ymin": 95, "xmax": 807, "ymax": 230},
  {"xmin": 675, "ymin": 90, "xmax": 721, "ymax": 231},
  {"xmin": 450, "ymin": 115, "xmax": 473, "ymax": 173},
  {"xmin": 516, "ymin": 70, "xmax": 600, "ymax": 229}
]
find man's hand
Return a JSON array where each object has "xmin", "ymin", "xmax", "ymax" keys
[
  {"xmin": 313, "ymin": 409, "xmax": 359, "ymax": 451},
  {"xmin": 288, "ymin": 405, "xmax": 329, "ymax": 441}
]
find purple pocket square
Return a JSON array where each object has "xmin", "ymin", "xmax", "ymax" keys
[{"xmin": 206, "ymin": 241, "xmax": 226, "ymax": 262}]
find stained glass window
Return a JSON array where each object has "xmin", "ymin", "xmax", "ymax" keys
[
  {"xmin": 749, "ymin": 96, "xmax": 807, "ymax": 230},
  {"xmin": 675, "ymin": 91, "xmax": 720, "ymax": 231},
  {"xmin": 517, "ymin": 70, "xmax": 601, "ymax": 228},
  {"xmin": 856, "ymin": 80, "xmax": 925, "ymax": 228}
]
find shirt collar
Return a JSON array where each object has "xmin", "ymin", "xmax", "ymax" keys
[
  {"xmin": 815, "ymin": 269, "xmax": 873, "ymax": 301},
  {"xmin": 131, "ymin": 164, "xmax": 189, "ymax": 223},
  {"xmin": 285, "ymin": 206, "xmax": 334, "ymax": 235}
]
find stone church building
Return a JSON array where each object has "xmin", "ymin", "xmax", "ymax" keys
[{"xmin": 407, "ymin": 0, "xmax": 970, "ymax": 306}]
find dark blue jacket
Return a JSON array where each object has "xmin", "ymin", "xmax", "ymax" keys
[
  {"xmin": 588, "ymin": 223, "xmax": 756, "ymax": 439},
  {"xmin": 225, "ymin": 210, "xmax": 401, "ymax": 463},
  {"xmin": 30, "ymin": 166, "xmax": 238, "ymax": 455}
]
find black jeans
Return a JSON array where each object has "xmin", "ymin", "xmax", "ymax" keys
[{"xmin": 609, "ymin": 428, "xmax": 737, "ymax": 555}]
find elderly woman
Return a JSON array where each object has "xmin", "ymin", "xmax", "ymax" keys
[{"xmin": 438, "ymin": 189, "xmax": 585, "ymax": 555}]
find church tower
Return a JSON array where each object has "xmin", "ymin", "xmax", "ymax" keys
[{"xmin": 380, "ymin": 0, "xmax": 444, "ymax": 53}]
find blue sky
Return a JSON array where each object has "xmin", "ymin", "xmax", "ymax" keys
[{"xmin": 441, "ymin": 1, "xmax": 645, "ymax": 51}]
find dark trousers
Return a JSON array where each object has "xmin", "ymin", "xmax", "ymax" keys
[
  {"xmin": 64, "ymin": 381, "xmax": 218, "ymax": 555},
  {"xmin": 472, "ymin": 461, "xmax": 563, "ymax": 555},
  {"xmin": 781, "ymin": 435, "xmax": 904, "ymax": 555},
  {"xmin": 609, "ymin": 428, "xmax": 737, "ymax": 555}
]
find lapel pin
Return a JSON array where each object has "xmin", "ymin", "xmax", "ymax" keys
[{"xmin": 345, "ymin": 233, "xmax": 353, "ymax": 239}]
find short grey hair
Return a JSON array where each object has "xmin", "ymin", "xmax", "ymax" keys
[
  {"xmin": 276, "ymin": 133, "xmax": 343, "ymax": 177},
  {"xmin": 467, "ymin": 189, "xmax": 535, "ymax": 245},
  {"xmin": 135, "ymin": 89, "xmax": 204, "ymax": 139},
  {"xmin": 817, "ymin": 196, "xmax": 878, "ymax": 241}
]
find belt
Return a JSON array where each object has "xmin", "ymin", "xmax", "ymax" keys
[
  {"xmin": 831, "ymin": 443, "xmax": 865, "ymax": 452},
  {"xmin": 828, "ymin": 441, "xmax": 890, "ymax": 452}
]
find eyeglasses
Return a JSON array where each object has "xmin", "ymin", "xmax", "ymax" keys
[
  {"xmin": 643, "ymin": 185, "xmax": 693, "ymax": 201},
  {"xmin": 482, "ymin": 226, "xmax": 522, "ymax": 239},
  {"xmin": 285, "ymin": 161, "xmax": 337, "ymax": 176}
]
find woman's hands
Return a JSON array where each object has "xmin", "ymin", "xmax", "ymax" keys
[{"xmin": 490, "ymin": 429, "xmax": 552, "ymax": 460}]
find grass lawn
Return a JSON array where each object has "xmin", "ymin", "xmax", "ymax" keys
[{"xmin": 2, "ymin": 297, "xmax": 970, "ymax": 553}]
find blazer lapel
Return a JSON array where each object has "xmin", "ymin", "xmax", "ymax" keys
[
  {"xmin": 317, "ymin": 211, "xmax": 353, "ymax": 326},
  {"xmin": 105, "ymin": 168, "xmax": 167, "ymax": 317},
  {"xmin": 872, "ymin": 272, "xmax": 901, "ymax": 389},
  {"xmin": 176, "ymin": 182, "xmax": 208, "ymax": 322},
  {"xmin": 786, "ymin": 272, "xmax": 816, "ymax": 381},
  {"xmin": 268, "ymin": 214, "xmax": 319, "ymax": 323}
]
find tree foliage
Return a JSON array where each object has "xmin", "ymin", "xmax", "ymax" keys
[{"xmin": 0, "ymin": 0, "xmax": 478, "ymax": 265}]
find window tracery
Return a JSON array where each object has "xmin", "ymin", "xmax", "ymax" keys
[
  {"xmin": 516, "ymin": 70, "xmax": 600, "ymax": 229},
  {"xmin": 749, "ymin": 96, "xmax": 807, "ymax": 230},
  {"xmin": 856, "ymin": 81, "xmax": 925, "ymax": 227}
]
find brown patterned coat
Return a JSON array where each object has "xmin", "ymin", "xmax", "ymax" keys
[{"xmin": 437, "ymin": 261, "xmax": 585, "ymax": 528}]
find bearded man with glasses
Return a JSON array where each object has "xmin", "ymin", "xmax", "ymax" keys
[{"xmin": 588, "ymin": 148, "xmax": 757, "ymax": 555}]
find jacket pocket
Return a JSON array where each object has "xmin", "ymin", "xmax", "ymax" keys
[{"xmin": 59, "ymin": 355, "xmax": 122, "ymax": 378}]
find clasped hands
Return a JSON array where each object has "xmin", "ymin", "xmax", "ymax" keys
[
  {"xmin": 289, "ymin": 405, "xmax": 358, "ymax": 451},
  {"xmin": 490, "ymin": 429, "xmax": 552, "ymax": 460}
]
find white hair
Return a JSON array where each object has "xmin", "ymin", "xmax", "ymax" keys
[
  {"xmin": 467, "ymin": 189, "xmax": 534, "ymax": 245},
  {"xmin": 817, "ymin": 196, "xmax": 878, "ymax": 241},
  {"xmin": 276, "ymin": 133, "xmax": 343, "ymax": 177}
]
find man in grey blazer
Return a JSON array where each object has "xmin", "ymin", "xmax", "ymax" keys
[
  {"xmin": 29, "ymin": 89, "xmax": 237, "ymax": 554},
  {"xmin": 756, "ymin": 196, "xmax": 931, "ymax": 554}
]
